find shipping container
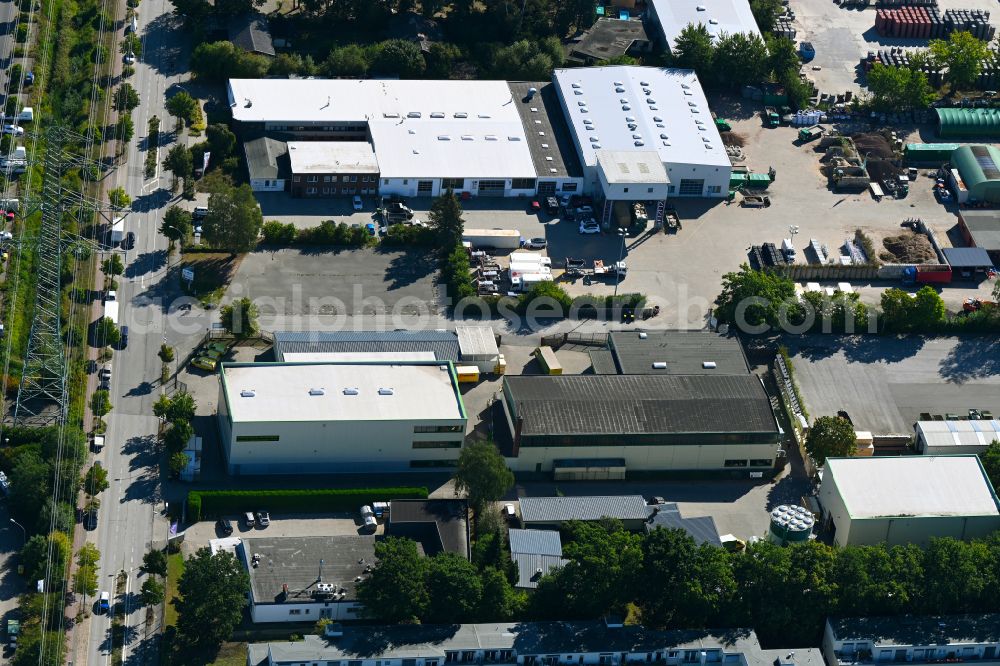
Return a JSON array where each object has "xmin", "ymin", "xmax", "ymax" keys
[
  {"xmin": 456, "ymin": 365, "xmax": 480, "ymax": 383},
  {"xmin": 534, "ymin": 346, "xmax": 562, "ymax": 375},
  {"xmin": 915, "ymin": 267, "xmax": 953, "ymax": 283}
]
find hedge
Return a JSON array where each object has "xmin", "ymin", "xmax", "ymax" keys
[{"xmin": 186, "ymin": 486, "xmax": 429, "ymax": 521}]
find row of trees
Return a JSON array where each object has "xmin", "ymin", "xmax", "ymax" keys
[
  {"xmin": 360, "ymin": 513, "xmax": 1000, "ymax": 646},
  {"xmin": 714, "ymin": 265, "xmax": 987, "ymax": 334},
  {"xmin": 866, "ymin": 31, "xmax": 992, "ymax": 112},
  {"xmin": 153, "ymin": 392, "xmax": 197, "ymax": 477},
  {"xmin": 671, "ymin": 27, "xmax": 810, "ymax": 105}
]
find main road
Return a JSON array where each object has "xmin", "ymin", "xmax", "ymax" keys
[{"xmin": 74, "ymin": 0, "xmax": 209, "ymax": 661}]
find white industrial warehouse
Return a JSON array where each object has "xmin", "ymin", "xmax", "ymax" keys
[
  {"xmin": 552, "ymin": 66, "xmax": 731, "ymax": 201},
  {"xmin": 819, "ymin": 456, "xmax": 1000, "ymax": 547},
  {"xmin": 228, "ymin": 66, "xmax": 729, "ymax": 202},
  {"xmin": 645, "ymin": 0, "xmax": 762, "ymax": 52},
  {"xmin": 216, "ymin": 361, "xmax": 467, "ymax": 475},
  {"xmin": 915, "ymin": 419, "xmax": 1000, "ymax": 455}
]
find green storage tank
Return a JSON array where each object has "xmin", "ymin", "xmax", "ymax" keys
[
  {"xmin": 936, "ymin": 108, "xmax": 1000, "ymax": 138},
  {"xmin": 951, "ymin": 145, "xmax": 1000, "ymax": 204},
  {"xmin": 904, "ymin": 142, "xmax": 960, "ymax": 165}
]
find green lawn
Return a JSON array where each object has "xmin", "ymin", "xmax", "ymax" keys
[
  {"xmin": 165, "ymin": 552, "xmax": 184, "ymax": 628},
  {"xmin": 210, "ymin": 642, "xmax": 247, "ymax": 665}
]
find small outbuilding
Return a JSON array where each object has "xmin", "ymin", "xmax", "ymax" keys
[
  {"xmin": 958, "ymin": 210, "xmax": 1000, "ymax": 263},
  {"xmin": 942, "ymin": 247, "xmax": 994, "ymax": 278}
]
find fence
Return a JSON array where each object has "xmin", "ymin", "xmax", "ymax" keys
[
  {"xmin": 773, "ymin": 354, "xmax": 819, "ymax": 478},
  {"xmin": 784, "ymin": 264, "xmax": 880, "ymax": 281}
]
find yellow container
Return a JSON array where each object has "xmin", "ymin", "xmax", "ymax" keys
[{"xmin": 456, "ymin": 365, "xmax": 480, "ymax": 383}]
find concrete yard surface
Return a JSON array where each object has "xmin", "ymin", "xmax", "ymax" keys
[{"xmin": 785, "ymin": 335, "xmax": 1000, "ymax": 435}]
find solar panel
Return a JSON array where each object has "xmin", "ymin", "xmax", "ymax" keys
[{"xmin": 972, "ymin": 145, "xmax": 1000, "ymax": 179}]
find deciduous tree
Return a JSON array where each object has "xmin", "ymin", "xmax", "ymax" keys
[
  {"xmin": 202, "ymin": 183, "xmax": 263, "ymax": 253},
  {"xmin": 930, "ymin": 30, "xmax": 989, "ymax": 92},
  {"xmin": 175, "ymin": 547, "xmax": 250, "ymax": 650},
  {"xmin": 805, "ymin": 415, "xmax": 856, "ymax": 465},
  {"xmin": 220, "ymin": 297, "xmax": 260, "ymax": 338},
  {"xmin": 72, "ymin": 543, "xmax": 100, "ymax": 597},
  {"xmin": 160, "ymin": 205, "xmax": 192, "ymax": 243},
  {"xmin": 453, "ymin": 441, "xmax": 513, "ymax": 513},
  {"xmin": 113, "ymin": 83, "xmax": 140, "ymax": 112},
  {"xmin": 357, "ymin": 537, "xmax": 429, "ymax": 622}
]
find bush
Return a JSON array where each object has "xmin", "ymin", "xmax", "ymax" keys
[
  {"xmin": 186, "ymin": 487, "xmax": 429, "ymax": 521},
  {"xmin": 261, "ymin": 220, "xmax": 296, "ymax": 245},
  {"xmin": 296, "ymin": 220, "xmax": 370, "ymax": 246},
  {"xmin": 382, "ymin": 223, "xmax": 435, "ymax": 247}
]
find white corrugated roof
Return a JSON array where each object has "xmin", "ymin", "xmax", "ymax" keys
[
  {"xmin": 917, "ymin": 420, "xmax": 1000, "ymax": 450},
  {"xmin": 650, "ymin": 0, "xmax": 761, "ymax": 48},
  {"xmin": 287, "ymin": 141, "xmax": 378, "ymax": 174},
  {"xmin": 552, "ymin": 66, "xmax": 730, "ymax": 171},
  {"xmin": 221, "ymin": 362, "xmax": 463, "ymax": 423},
  {"xmin": 227, "ymin": 79, "xmax": 536, "ymax": 180},
  {"xmin": 827, "ymin": 456, "xmax": 999, "ymax": 519}
]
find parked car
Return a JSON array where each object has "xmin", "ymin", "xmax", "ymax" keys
[
  {"xmin": 98, "ymin": 365, "xmax": 111, "ymax": 382},
  {"xmin": 98, "ymin": 591, "xmax": 110, "ymax": 613},
  {"xmin": 2, "ymin": 126, "xmax": 23, "ymax": 136},
  {"xmin": 362, "ymin": 514, "xmax": 377, "ymax": 533},
  {"xmin": 190, "ymin": 355, "xmax": 217, "ymax": 372},
  {"xmin": 255, "ymin": 511, "xmax": 270, "ymax": 527},
  {"xmin": 122, "ymin": 52, "xmax": 135, "ymax": 64},
  {"xmin": 244, "ymin": 512, "xmax": 255, "ymax": 528},
  {"xmin": 525, "ymin": 237, "xmax": 547, "ymax": 249},
  {"xmin": 365, "ymin": 222, "xmax": 376, "ymax": 236},
  {"xmin": 84, "ymin": 509, "xmax": 98, "ymax": 531},
  {"xmin": 502, "ymin": 503, "xmax": 517, "ymax": 522},
  {"xmin": 124, "ymin": 231, "xmax": 135, "ymax": 249},
  {"xmin": 529, "ymin": 200, "xmax": 541, "ymax": 213},
  {"xmin": 352, "ymin": 195, "xmax": 363, "ymax": 211},
  {"xmin": 192, "ymin": 206, "xmax": 208, "ymax": 220},
  {"xmin": 216, "ymin": 518, "xmax": 233, "ymax": 536},
  {"xmin": 86, "ymin": 359, "xmax": 97, "ymax": 374},
  {"xmin": 119, "ymin": 325, "xmax": 129, "ymax": 348},
  {"xmin": 578, "ymin": 221, "xmax": 600, "ymax": 234},
  {"xmin": 544, "ymin": 196, "xmax": 559, "ymax": 215}
]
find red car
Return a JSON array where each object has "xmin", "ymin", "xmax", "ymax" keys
[{"xmin": 529, "ymin": 200, "xmax": 541, "ymax": 212}]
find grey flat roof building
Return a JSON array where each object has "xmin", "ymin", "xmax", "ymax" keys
[
  {"xmin": 568, "ymin": 18, "xmax": 653, "ymax": 65},
  {"xmin": 520, "ymin": 495, "xmax": 651, "ymax": 525},
  {"xmin": 250, "ymin": 621, "xmax": 825, "ymax": 666},
  {"xmin": 646, "ymin": 504, "xmax": 722, "ymax": 547},
  {"xmin": 272, "ymin": 330, "xmax": 460, "ymax": 363},
  {"xmin": 241, "ymin": 535, "xmax": 378, "ymax": 606},
  {"xmin": 827, "ymin": 614, "xmax": 1000, "ymax": 648},
  {"xmin": 942, "ymin": 247, "xmax": 994, "ymax": 269},
  {"xmin": 387, "ymin": 499, "xmax": 470, "ymax": 558},
  {"xmin": 597, "ymin": 331, "xmax": 751, "ymax": 376},
  {"xmin": 504, "ymin": 375, "xmax": 778, "ymax": 438}
]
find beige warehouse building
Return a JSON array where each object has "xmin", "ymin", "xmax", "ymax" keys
[{"xmin": 819, "ymin": 456, "xmax": 1000, "ymax": 547}]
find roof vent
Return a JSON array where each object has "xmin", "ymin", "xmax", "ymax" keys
[
  {"xmin": 590, "ymin": 137, "xmax": 600, "ymax": 143},
  {"xmin": 309, "ymin": 388, "xmax": 325, "ymax": 396},
  {"xmin": 574, "ymin": 90, "xmax": 583, "ymax": 95},
  {"xmin": 709, "ymin": 18, "xmax": 718, "ymax": 24},
  {"xmin": 622, "ymin": 105, "xmax": 631, "ymax": 111},
  {"xmin": 650, "ymin": 106, "xmax": 659, "ymax": 110},
  {"xmin": 583, "ymin": 119, "xmax": 593, "ymax": 125},
  {"xmin": 613, "ymin": 80, "xmax": 624, "ymax": 86},
  {"xmin": 620, "ymin": 98, "xmax": 629, "ymax": 104},
  {"xmin": 653, "ymin": 116, "xmax": 663, "ymax": 122},
  {"xmin": 454, "ymin": 112, "xmax": 468, "ymax": 118},
  {"xmin": 407, "ymin": 111, "xmax": 421, "ymax": 118},
  {"xmin": 430, "ymin": 112, "xmax": 445, "ymax": 118},
  {"xmin": 461, "ymin": 135, "xmax": 473, "ymax": 141},
  {"xmin": 541, "ymin": 143, "xmax": 549, "ymax": 148},
  {"xmin": 577, "ymin": 101, "xmax": 586, "ymax": 106},
  {"xmin": 383, "ymin": 112, "xmax": 399, "ymax": 118},
  {"xmin": 378, "ymin": 388, "xmax": 394, "ymax": 396},
  {"xmin": 592, "ymin": 144, "xmax": 601, "ymax": 148},
  {"xmin": 638, "ymin": 332, "xmax": 648, "ymax": 339},
  {"xmin": 343, "ymin": 387, "xmax": 359, "ymax": 395},
  {"xmin": 646, "ymin": 98, "xmax": 656, "ymax": 104},
  {"xmin": 477, "ymin": 113, "xmax": 491, "ymax": 119},
  {"xmin": 652, "ymin": 361, "xmax": 667, "ymax": 369},
  {"xmin": 615, "ymin": 87, "xmax": 625, "ymax": 93},
  {"xmin": 549, "ymin": 168, "xmax": 557, "ymax": 173},
  {"xmin": 681, "ymin": 84, "xmax": 690, "ymax": 90},
  {"xmin": 508, "ymin": 136, "xmax": 521, "ymax": 141},
  {"xmin": 696, "ymin": 4, "xmax": 706, "ymax": 9},
  {"xmin": 634, "ymin": 140, "xmax": 644, "ymax": 146},
  {"xmin": 438, "ymin": 135, "xmax": 451, "ymax": 141},
  {"xmin": 240, "ymin": 390, "xmax": 256, "ymax": 398},
  {"xmin": 643, "ymin": 88, "xmax": 651, "ymax": 95},
  {"xmin": 572, "ymin": 83, "xmax": 581, "ymax": 88},
  {"xmin": 640, "ymin": 80, "xmax": 649, "ymax": 86},
  {"xmin": 703, "ymin": 361, "xmax": 717, "ymax": 369},
  {"xmin": 625, "ymin": 116, "xmax": 636, "ymax": 122},
  {"xmin": 660, "ymin": 133, "xmax": 668, "ymax": 139},
  {"xmin": 486, "ymin": 135, "xmax": 498, "ymax": 141}
]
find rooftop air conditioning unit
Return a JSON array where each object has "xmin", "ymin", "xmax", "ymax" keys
[
  {"xmin": 343, "ymin": 388, "xmax": 359, "ymax": 395},
  {"xmin": 240, "ymin": 390, "xmax": 255, "ymax": 398},
  {"xmin": 653, "ymin": 361, "xmax": 667, "ymax": 369},
  {"xmin": 378, "ymin": 388, "xmax": 394, "ymax": 396},
  {"xmin": 703, "ymin": 361, "xmax": 717, "ymax": 369},
  {"xmin": 638, "ymin": 332, "xmax": 648, "ymax": 339},
  {"xmin": 309, "ymin": 388, "xmax": 325, "ymax": 396}
]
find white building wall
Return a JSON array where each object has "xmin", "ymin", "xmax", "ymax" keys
[
  {"xmin": 224, "ymin": 417, "xmax": 465, "ymax": 474},
  {"xmin": 507, "ymin": 443, "xmax": 778, "ymax": 473},
  {"xmin": 665, "ymin": 162, "xmax": 731, "ymax": 198},
  {"xmin": 818, "ymin": 471, "xmax": 852, "ymax": 545},
  {"xmin": 379, "ymin": 178, "xmax": 540, "ymax": 199},
  {"xmin": 249, "ymin": 178, "xmax": 285, "ymax": 193},
  {"xmin": 599, "ymin": 179, "xmax": 670, "ymax": 201},
  {"xmin": 250, "ymin": 598, "xmax": 362, "ymax": 623}
]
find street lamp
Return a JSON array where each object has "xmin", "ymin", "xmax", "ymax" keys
[
  {"xmin": 613, "ymin": 227, "xmax": 626, "ymax": 299},
  {"xmin": 9, "ymin": 518, "xmax": 25, "ymax": 545}
]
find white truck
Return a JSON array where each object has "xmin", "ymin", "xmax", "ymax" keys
[
  {"xmin": 462, "ymin": 228, "xmax": 521, "ymax": 249},
  {"xmin": 103, "ymin": 301, "xmax": 119, "ymax": 325},
  {"xmin": 1, "ymin": 145, "xmax": 27, "ymax": 173},
  {"xmin": 510, "ymin": 271, "xmax": 553, "ymax": 292},
  {"xmin": 109, "ymin": 216, "xmax": 126, "ymax": 245}
]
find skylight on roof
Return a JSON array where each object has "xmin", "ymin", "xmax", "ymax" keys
[
  {"xmin": 454, "ymin": 112, "xmax": 467, "ymax": 118},
  {"xmin": 430, "ymin": 112, "xmax": 445, "ymax": 118}
]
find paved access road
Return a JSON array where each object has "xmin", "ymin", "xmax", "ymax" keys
[{"xmin": 74, "ymin": 0, "xmax": 210, "ymax": 663}]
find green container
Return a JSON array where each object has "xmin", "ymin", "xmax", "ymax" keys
[
  {"xmin": 729, "ymin": 173, "xmax": 748, "ymax": 188},
  {"xmin": 904, "ymin": 142, "xmax": 959, "ymax": 165},
  {"xmin": 747, "ymin": 173, "xmax": 772, "ymax": 188}
]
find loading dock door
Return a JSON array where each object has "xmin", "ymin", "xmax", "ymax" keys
[
  {"xmin": 537, "ymin": 181, "xmax": 556, "ymax": 196},
  {"xmin": 678, "ymin": 179, "xmax": 704, "ymax": 196},
  {"xmin": 478, "ymin": 179, "xmax": 506, "ymax": 196}
]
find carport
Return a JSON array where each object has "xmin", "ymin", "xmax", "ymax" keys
[{"xmin": 943, "ymin": 247, "xmax": 995, "ymax": 279}]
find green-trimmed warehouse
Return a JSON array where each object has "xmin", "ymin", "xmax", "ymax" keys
[
  {"xmin": 951, "ymin": 145, "xmax": 1000, "ymax": 203},
  {"xmin": 936, "ymin": 108, "xmax": 1000, "ymax": 138}
]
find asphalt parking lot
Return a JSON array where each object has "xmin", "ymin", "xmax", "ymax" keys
[
  {"xmin": 790, "ymin": 0, "xmax": 1000, "ymax": 96},
  {"xmin": 785, "ymin": 335, "xmax": 1000, "ymax": 434},
  {"xmin": 224, "ymin": 247, "xmax": 442, "ymax": 330},
  {"xmin": 182, "ymin": 513, "xmax": 379, "ymax": 555}
]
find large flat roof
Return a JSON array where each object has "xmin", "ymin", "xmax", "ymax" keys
[
  {"xmin": 828, "ymin": 614, "xmax": 1000, "ymax": 647},
  {"xmin": 387, "ymin": 499, "xmax": 469, "ymax": 558},
  {"xmin": 286, "ymin": 141, "xmax": 378, "ymax": 174},
  {"xmin": 598, "ymin": 150, "xmax": 669, "ymax": 184},
  {"xmin": 505, "ymin": 374, "xmax": 777, "ymax": 436},
  {"xmin": 220, "ymin": 361, "xmax": 464, "ymax": 424},
  {"xmin": 249, "ymin": 622, "xmax": 825, "ymax": 666},
  {"xmin": 826, "ymin": 456, "xmax": 1000, "ymax": 519},
  {"xmin": 228, "ymin": 79, "xmax": 536, "ymax": 180},
  {"xmin": 649, "ymin": 0, "xmax": 761, "ymax": 48},
  {"xmin": 553, "ymin": 66, "xmax": 730, "ymax": 171},
  {"xmin": 960, "ymin": 210, "xmax": 1000, "ymax": 250},
  {"xmin": 273, "ymin": 330, "xmax": 460, "ymax": 363},
  {"xmin": 520, "ymin": 496, "xmax": 651, "ymax": 523},
  {"xmin": 241, "ymin": 535, "xmax": 379, "ymax": 605},
  {"xmin": 605, "ymin": 331, "xmax": 751, "ymax": 376}
]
